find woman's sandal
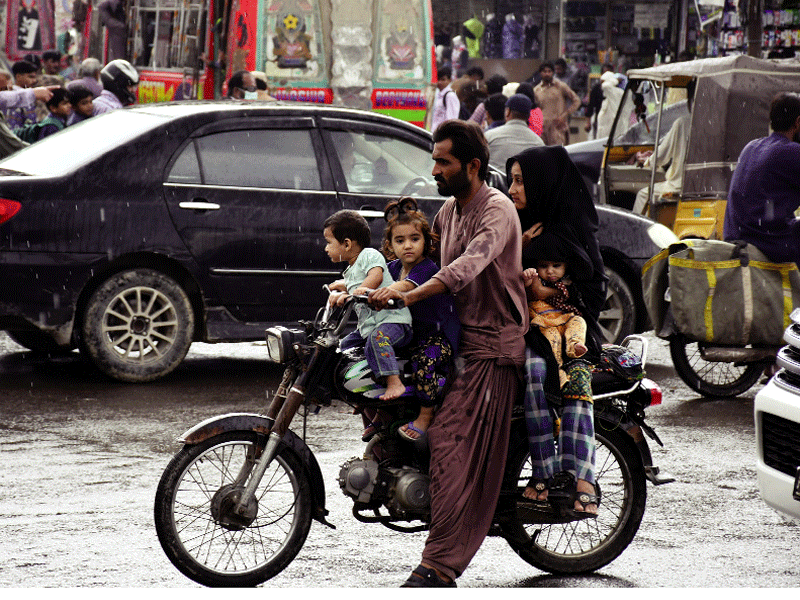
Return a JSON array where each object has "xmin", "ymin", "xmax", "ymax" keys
[
  {"xmin": 398, "ymin": 421, "xmax": 426, "ymax": 441},
  {"xmin": 522, "ymin": 477, "xmax": 550, "ymax": 508},
  {"xmin": 400, "ymin": 565, "xmax": 456, "ymax": 588},
  {"xmin": 571, "ymin": 488, "xmax": 601, "ymax": 519}
]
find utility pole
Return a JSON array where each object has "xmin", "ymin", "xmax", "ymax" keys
[{"xmin": 746, "ymin": 0, "xmax": 764, "ymax": 57}]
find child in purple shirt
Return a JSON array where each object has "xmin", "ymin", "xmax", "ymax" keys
[{"xmin": 377, "ymin": 199, "xmax": 460, "ymax": 441}]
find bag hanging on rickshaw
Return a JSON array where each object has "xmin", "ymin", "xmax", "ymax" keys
[{"xmin": 667, "ymin": 239, "xmax": 800, "ymax": 346}]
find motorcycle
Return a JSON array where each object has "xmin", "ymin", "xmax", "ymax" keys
[{"xmin": 154, "ymin": 291, "xmax": 673, "ymax": 587}]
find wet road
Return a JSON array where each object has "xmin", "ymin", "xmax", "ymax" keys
[{"xmin": 0, "ymin": 332, "xmax": 798, "ymax": 588}]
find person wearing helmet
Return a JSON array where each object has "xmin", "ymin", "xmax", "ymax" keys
[{"xmin": 93, "ymin": 59, "xmax": 139, "ymax": 115}]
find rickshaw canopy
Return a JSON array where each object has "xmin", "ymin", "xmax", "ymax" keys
[{"xmin": 627, "ymin": 55, "xmax": 800, "ymax": 200}]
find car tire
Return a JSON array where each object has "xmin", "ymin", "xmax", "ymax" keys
[
  {"xmin": 599, "ymin": 267, "xmax": 635, "ymax": 345},
  {"xmin": 82, "ymin": 269, "xmax": 194, "ymax": 382}
]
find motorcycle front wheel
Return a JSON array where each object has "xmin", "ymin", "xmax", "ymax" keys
[
  {"xmin": 502, "ymin": 426, "xmax": 646, "ymax": 575},
  {"xmin": 154, "ymin": 431, "xmax": 313, "ymax": 587},
  {"xmin": 669, "ymin": 333, "xmax": 763, "ymax": 398}
]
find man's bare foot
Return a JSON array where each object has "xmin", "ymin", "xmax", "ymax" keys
[
  {"xmin": 575, "ymin": 478, "xmax": 598, "ymax": 515},
  {"xmin": 380, "ymin": 375, "xmax": 406, "ymax": 401}
]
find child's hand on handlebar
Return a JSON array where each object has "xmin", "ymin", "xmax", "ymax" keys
[
  {"xmin": 328, "ymin": 291, "xmax": 349, "ymax": 306},
  {"xmin": 368, "ymin": 287, "xmax": 404, "ymax": 310}
]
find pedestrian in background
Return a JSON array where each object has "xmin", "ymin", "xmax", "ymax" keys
[
  {"xmin": 468, "ymin": 73, "xmax": 507, "ymax": 127},
  {"xmin": 67, "ymin": 84, "xmax": 94, "ymax": 126},
  {"xmin": 485, "ymin": 93, "xmax": 544, "ymax": 171},
  {"xmin": 67, "ymin": 58, "xmax": 103, "ymax": 99},
  {"xmin": 515, "ymin": 81, "xmax": 544, "ymax": 138},
  {"xmin": 483, "ymin": 92, "xmax": 507, "ymax": 130},
  {"xmin": 5, "ymin": 61, "xmax": 39, "ymax": 130},
  {"xmin": 534, "ymin": 61, "xmax": 581, "ymax": 146},
  {"xmin": 0, "ymin": 69, "xmax": 12, "ymax": 91},
  {"xmin": 35, "ymin": 87, "xmax": 72, "ymax": 140},
  {"xmin": 584, "ymin": 63, "xmax": 614, "ymax": 139},
  {"xmin": 430, "ymin": 66, "xmax": 460, "ymax": 132}
]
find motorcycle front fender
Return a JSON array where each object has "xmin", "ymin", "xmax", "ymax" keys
[{"xmin": 179, "ymin": 413, "xmax": 334, "ymax": 528}]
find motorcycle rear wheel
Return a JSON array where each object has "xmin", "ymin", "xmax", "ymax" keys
[
  {"xmin": 501, "ymin": 426, "xmax": 646, "ymax": 575},
  {"xmin": 154, "ymin": 431, "xmax": 313, "ymax": 587},
  {"xmin": 669, "ymin": 333, "xmax": 763, "ymax": 398}
]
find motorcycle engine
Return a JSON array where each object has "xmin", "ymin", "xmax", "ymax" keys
[{"xmin": 338, "ymin": 458, "xmax": 430, "ymax": 515}]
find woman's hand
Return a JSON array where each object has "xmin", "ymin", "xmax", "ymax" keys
[
  {"xmin": 522, "ymin": 223, "xmax": 543, "ymax": 247},
  {"xmin": 368, "ymin": 286, "xmax": 405, "ymax": 310}
]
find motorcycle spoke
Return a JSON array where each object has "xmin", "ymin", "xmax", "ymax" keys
[{"xmin": 169, "ymin": 439, "xmax": 301, "ymax": 574}]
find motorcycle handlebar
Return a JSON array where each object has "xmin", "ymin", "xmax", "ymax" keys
[{"xmin": 351, "ymin": 294, "xmax": 405, "ymax": 309}]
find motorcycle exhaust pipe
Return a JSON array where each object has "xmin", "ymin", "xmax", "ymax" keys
[{"xmin": 699, "ymin": 346, "xmax": 776, "ymax": 363}]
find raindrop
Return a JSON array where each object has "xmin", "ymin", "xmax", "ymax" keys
[{"xmin": 100, "ymin": 207, "xmax": 105, "ymax": 222}]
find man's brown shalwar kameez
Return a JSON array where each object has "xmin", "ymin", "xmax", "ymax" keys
[{"xmin": 423, "ymin": 183, "xmax": 528, "ymax": 580}]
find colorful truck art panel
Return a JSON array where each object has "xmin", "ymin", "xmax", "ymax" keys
[{"xmin": 6, "ymin": 0, "xmax": 56, "ymax": 59}]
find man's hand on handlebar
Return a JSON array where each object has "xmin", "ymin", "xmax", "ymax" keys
[{"xmin": 368, "ymin": 286, "xmax": 405, "ymax": 310}]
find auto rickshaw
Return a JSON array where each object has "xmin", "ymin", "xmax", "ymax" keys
[{"xmin": 600, "ymin": 54, "xmax": 800, "ymax": 240}]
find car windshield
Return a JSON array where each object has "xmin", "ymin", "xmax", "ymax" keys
[{"xmin": 0, "ymin": 110, "xmax": 170, "ymax": 176}]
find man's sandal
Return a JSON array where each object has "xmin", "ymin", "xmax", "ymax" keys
[
  {"xmin": 522, "ymin": 477, "xmax": 550, "ymax": 508},
  {"xmin": 548, "ymin": 471, "xmax": 601, "ymax": 519},
  {"xmin": 400, "ymin": 565, "xmax": 456, "ymax": 588}
]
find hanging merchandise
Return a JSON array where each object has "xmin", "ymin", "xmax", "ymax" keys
[
  {"xmin": 451, "ymin": 35, "xmax": 468, "ymax": 70},
  {"xmin": 524, "ymin": 14, "xmax": 541, "ymax": 59},
  {"xmin": 463, "ymin": 16, "xmax": 484, "ymax": 58},
  {"xmin": 502, "ymin": 13, "xmax": 523, "ymax": 59},
  {"xmin": 482, "ymin": 12, "xmax": 503, "ymax": 59}
]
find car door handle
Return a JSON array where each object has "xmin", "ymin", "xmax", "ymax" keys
[
  {"xmin": 356, "ymin": 209, "xmax": 384, "ymax": 219},
  {"xmin": 179, "ymin": 200, "xmax": 221, "ymax": 211}
]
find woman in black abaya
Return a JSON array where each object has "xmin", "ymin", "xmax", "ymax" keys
[{"xmin": 507, "ymin": 146, "xmax": 607, "ymax": 517}]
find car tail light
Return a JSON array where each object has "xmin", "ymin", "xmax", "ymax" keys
[
  {"xmin": 0, "ymin": 198, "xmax": 21, "ymax": 225},
  {"xmin": 641, "ymin": 378, "xmax": 662, "ymax": 406}
]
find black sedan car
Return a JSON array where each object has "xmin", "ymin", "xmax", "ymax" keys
[{"xmin": 0, "ymin": 102, "xmax": 674, "ymax": 381}]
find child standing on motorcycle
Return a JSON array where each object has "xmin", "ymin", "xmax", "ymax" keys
[
  {"xmin": 323, "ymin": 210, "xmax": 413, "ymax": 401},
  {"xmin": 379, "ymin": 198, "xmax": 460, "ymax": 441}
]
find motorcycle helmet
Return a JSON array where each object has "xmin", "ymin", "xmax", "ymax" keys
[{"xmin": 100, "ymin": 59, "xmax": 139, "ymax": 106}]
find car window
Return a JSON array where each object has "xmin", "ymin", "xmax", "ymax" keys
[
  {"xmin": 166, "ymin": 142, "xmax": 202, "ymax": 184},
  {"xmin": 195, "ymin": 129, "xmax": 321, "ymax": 190},
  {"xmin": 0, "ymin": 111, "xmax": 169, "ymax": 176},
  {"xmin": 328, "ymin": 129, "xmax": 438, "ymax": 196}
]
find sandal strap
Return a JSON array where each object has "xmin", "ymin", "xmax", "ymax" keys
[
  {"xmin": 526, "ymin": 477, "xmax": 549, "ymax": 493},
  {"xmin": 405, "ymin": 565, "xmax": 455, "ymax": 587}
]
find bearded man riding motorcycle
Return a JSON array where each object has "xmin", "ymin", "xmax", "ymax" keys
[{"xmin": 370, "ymin": 119, "xmax": 528, "ymax": 587}]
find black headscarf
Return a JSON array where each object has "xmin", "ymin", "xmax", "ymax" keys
[{"xmin": 507, "ymin": 146, "xmax": 608, "ymax": 387}]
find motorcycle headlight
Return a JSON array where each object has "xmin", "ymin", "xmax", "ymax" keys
[{"xmin": 265, "ymin": 326, "xmax": 306, "ymax": 363}]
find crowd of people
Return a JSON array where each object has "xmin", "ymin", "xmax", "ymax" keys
[
  {"xmin": 0, "ymin": 51, "xmax": 140, "ymax": 158},
  {"xmin": 429, "ymin": 57, "xmax": 628, "ymax": 149}
]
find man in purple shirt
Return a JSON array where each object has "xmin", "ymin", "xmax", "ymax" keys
[{"xmin": 724, "ymin": 93, "xmax": 800, "ymax": 265}]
